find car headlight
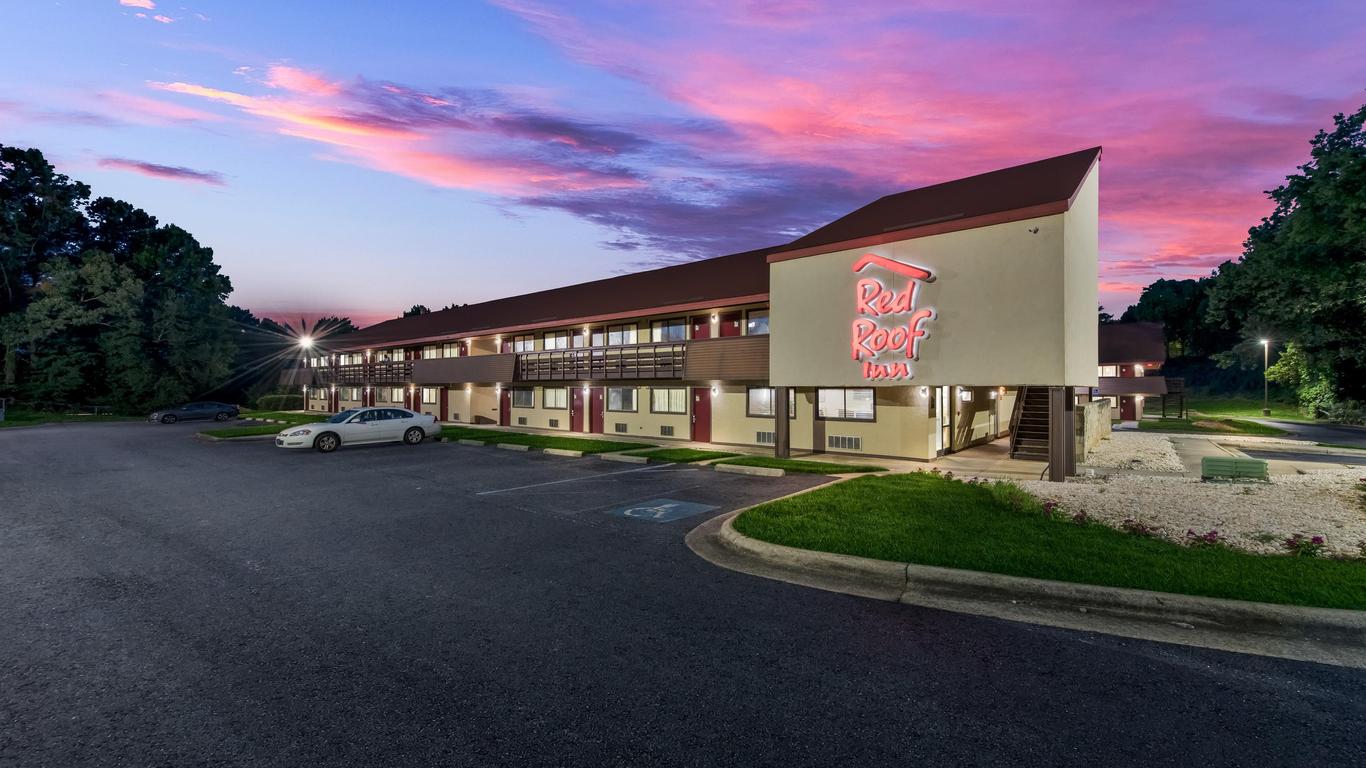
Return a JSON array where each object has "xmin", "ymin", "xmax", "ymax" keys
[{"xmin": 286, "ymin": 428, "xmax": 312, "ymax": 437}]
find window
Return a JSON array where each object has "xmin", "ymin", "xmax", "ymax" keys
[
  {"xmin": 590, "ymin": 328, "xmax": 606, "ymax": 346},
  {"xmin": 543, "ymin": 331, "xmax": 570, "ymax": 350},
  {"xmin": 421, "ymin": 387, "xmax": 438, "ymax": 405},
  {"xmin": 817, "ymin": 388, "xmax": 875, "ymax": 421},
  {"xmin": 607, "ymin": 386, "xmax": 636, "ymax": 412},
  {"xmin": 512, "ymin": 335, "xmax": 536, "ymax": 353},
  {"xmin": 650, "ymin": 318, "xmax": 687, "ymax": 343},
  {"xmin": 1098, "ymin": 365, "xmax": 1118, "ymax": 377},
  {"xmin": 390, "ymin": 387, "xmax": 404, "ymax": 403},
  {"xmin": 510, "ymin": 389, "xmax": 534, "ymax": 408},
  {"xmin": 650, "ymin": 387, "xmax": 687, "ymax": 414},
  {"xmin": 606, "ymin": 324, "xmax": 637, "ymax": 346},
  {"xmin": 572, "ymin": 330, "xmax": 590, "ymax": 348},
  {"xmin": 422, "ymin": 346, "xmax": 439, "ymax": 360},
  {"xmin": 745, "ymin": 309, "xmax": 770, "ymax": 336},
  {"xmin": 543, "ymin": 387, "xmax": 568, "ymax": 409},
  {"xmin": 346, "ymin": 387, "xmax": 361, "ymax": 401},
  {"xmin": 746, "ymin": 387, "xmax": 796, "ymax": 418},
  {"xmin": 376, "ymin": 388, "xmax": 388, "ymax": 403},
  {"xmin": 441, "ymin": 342, "xmax": 461, "ymax": 358}
]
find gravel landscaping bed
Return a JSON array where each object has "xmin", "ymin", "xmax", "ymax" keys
[
  {"xmin": 1082, "ymin": 432, "xmax": 1185, "ymax": 473},
  {"xmin": 1021, "ymin": 468, "xmax": 1366, "ymax": 558}
]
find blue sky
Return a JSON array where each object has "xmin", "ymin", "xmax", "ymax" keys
[{"xmin": 3, "ymin": 1, "xmax": 1363, "ymax": 326}]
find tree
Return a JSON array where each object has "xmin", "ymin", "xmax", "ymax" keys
[
  {"xmin": 1121, "ymin": 277, "xmax": 1234, "ymax": 358},
  {"xmin": 1207, "ymin": 103, "xmax": 1366, "ymax": 400},
  {"xmin": 0, "ymin": 146, "xmax": 91, "ymax": 317},
  {"xmin": 404, "ymin": 304, "xmax": 431, "ymax": 317},
  {"xmin": 1098, "ymin": 305, "xmax": 1114, "ymax": 324}
]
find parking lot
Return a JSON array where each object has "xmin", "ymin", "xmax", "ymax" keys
[{"xmin": 2, "ymin": 422, "xmax": 1364, "ymax": 767}]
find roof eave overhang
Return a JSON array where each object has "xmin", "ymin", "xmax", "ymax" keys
[{"xmin": 330, "ymin": 292, "xmax": 770, "ymax": 352}]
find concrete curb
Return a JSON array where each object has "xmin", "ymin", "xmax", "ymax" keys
[
  {"xmin": 715, "ymin": 463, "xmax": 785, "ymax": 477},
  {"xmin": 688, "ymin": 510, "xmax": 1366, "ymax": 669},
  {"xmin": 601, "ymin": 453, "xmax": 649, "ymax": 464},
  {"xmin": 496, "ymin": 443, "xmax": 531, "ymax": 452},
  {"xmin": 194, "ymin": 432, "xmax": 276, "ymax": 443},
  {"xmin": 543, "ymin": 448, "xmax": 584, "ymax": 458},
  {"xmin": 457, "ymin": 439, "xmax": 485, "ymax": 447}
]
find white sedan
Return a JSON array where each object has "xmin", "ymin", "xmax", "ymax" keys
[{"xmin": 275, "ymin": 407, "xmax": 440, "ymax": 453}]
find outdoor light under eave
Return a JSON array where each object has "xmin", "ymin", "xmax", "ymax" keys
[{"xmin": 298, "ymin": 335, "xmax": 313, "ymax": 350}]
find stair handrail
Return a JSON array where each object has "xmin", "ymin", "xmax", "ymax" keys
[{"xmin": 1007, "ymin": 385, "xmax": 1027, "ymax": 455}]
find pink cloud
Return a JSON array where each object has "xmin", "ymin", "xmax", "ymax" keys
[
  {"xmin": 119, "ymin": 0, "xmax": 155, "ymax": 8},
  {"xmin": 98, "ymin": 157, "xmax": 226, "ymax": 185},
  {"xmin": 98, "ymin": 90, "xmax": 223, "ymax": 123},
  {"xmin": 264, "ymin": 65, "xmax": 343, "ymax": 96},
  {"xmin": 152, "ymin": 15, "xmax": 174, "ymax": 24}
]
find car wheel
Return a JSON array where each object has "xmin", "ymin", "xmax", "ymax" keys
[
  {"xmin": 403, "ymin": 427, "xmax": 425, "ymax": 445},
  {"xmin": 160, "ymin": 414, "xmax": 177, "ymax": 424},
  {"xmin": 214, "ymin": 411, "xmax": 231, "ymax": 421},
  {"xmin": 314, "ymin": 432, "xmax": 340, "ymax": 453}
]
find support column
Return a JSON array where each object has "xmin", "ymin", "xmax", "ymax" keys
[
  {"xmin": 1047, "ymin": 386, "xmax": 1078, "ymax": 481},
  {"xmin": 774, "ymin": 385, "xmax": 791, "ymax": 458}
]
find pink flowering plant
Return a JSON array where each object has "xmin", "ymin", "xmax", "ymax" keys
[
  {"xmin": 1185, "ymin": 529, "xmax": 1224, "ymax": 547},
  {"xmin": 1283, "ymin": 533, "xmax": 1327, "ymax": 558}
]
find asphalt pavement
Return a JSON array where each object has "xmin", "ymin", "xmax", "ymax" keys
[{"xmin": 1, "ymin": 421, "xmax": 1363, "ymax": 767}]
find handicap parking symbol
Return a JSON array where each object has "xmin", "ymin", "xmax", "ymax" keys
[{"xmin": 607, "ymin": 498, "xmax": 717, "ymax": 523}]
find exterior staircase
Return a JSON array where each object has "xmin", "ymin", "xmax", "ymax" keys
[{"xmin": 1009, "ymin": 386, "xmax": 1050, "ymax": 460}]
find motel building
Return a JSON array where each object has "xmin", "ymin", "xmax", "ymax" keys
[{"xmin": 297, "ymin": 148, "xmax": 1100, "ymax": 479}]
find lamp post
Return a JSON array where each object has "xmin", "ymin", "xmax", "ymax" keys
[{"xmin": 1259, "ymin": 339, "xmax": 1270, "ymax": 416}]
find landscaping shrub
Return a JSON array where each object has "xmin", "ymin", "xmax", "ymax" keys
[{"xmin": 256, "ymin": 394, "xmax": 304, "ymax": 411}]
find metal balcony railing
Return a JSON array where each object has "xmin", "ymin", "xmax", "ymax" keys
[
  {"xmin": 316, "ymin": 361, "xmax": 414, "ymax": 385},
  {"xmin": 516, "ymin": 343, "xmax": 686, "ymax": 381}
]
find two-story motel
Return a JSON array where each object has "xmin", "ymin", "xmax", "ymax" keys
[{"xmin": 297, "ymin": 147, "xmax": 1100, "ymax": 478}]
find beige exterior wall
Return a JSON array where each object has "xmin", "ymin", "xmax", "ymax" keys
[
  {"xmin": 769, "ymin": 165, "xmax": 1098, "ymax": 390},
  {"xmin": 507, "ymin": 385, "xmax": 573, "ymax": 431}
]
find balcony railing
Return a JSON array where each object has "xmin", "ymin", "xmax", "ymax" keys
[
  {"xmin": 316, "ymin": 361, "xmax": 413, "ymax": 385},
  {"xmin": 517, "ymin": 343, "xmax": 687, "ymax": 381}
]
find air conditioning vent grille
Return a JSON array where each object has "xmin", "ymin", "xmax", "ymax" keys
[
  {"xmin": 660, "ymin": 425, "xmax": 674, "ymax": 437},
  {"xmin": 549, "ymin": 418, "xmax": 559, "ymax": 428},
  {"xmin": 828, "ymin": 435, "xmax": 862, "ymax": 450},
  {"xmin": 517, "ymin": 416, "xmax": 527, "ymax": 426},
  {"xmin": 756, "ymin": 431, "xmax": 775, "ymax": 444},
  {"xmin": 614, "ymin": 423, "xmax": 628, "ymax": 433}
]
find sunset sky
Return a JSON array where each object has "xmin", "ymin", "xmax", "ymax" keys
[{"xmin": 3, "ymin": 1, "xmax": 1363, "ymax": 327}]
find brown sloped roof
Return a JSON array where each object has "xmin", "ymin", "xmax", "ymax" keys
[
  {"xmin": 1098, "ymin": 322, "xmax": 1166, "ymax": 364},
  {"xmin": 770, "ymin": 147, "xmax": 1102, "ymax": 261},
  {"xmin": 328, "ymin": 147, "xmax": 1102, "ymax": 350},
  {"xmin": 333, "ymin": 245, "xmax": 776, "ymax": 350}
]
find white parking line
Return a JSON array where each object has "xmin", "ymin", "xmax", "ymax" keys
[{"xmin": 474, "ymin": 464, "xmax": 687, "ymax": 496}]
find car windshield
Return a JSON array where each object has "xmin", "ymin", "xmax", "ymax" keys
[{"xmin": 326, "ymin": 409, "xmax": 360, "ymax": 424}]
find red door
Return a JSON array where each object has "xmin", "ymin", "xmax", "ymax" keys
[
  {"xmin": 570, "ymin": 387, "xmax": 585, "ymax": 432},
  {"xmin": 589, "ymin": 387, "xmax": 605, "ymax": 433},
  {"xmin": 691, "ymin": 387, "xmax": 711, "ymax": 442},
  {"xmin": 690, "ymin": 315, "xmax": 711, "ymax": 339},
  {"xmin": 1120, "ymin": 396, "xmax": 1136, "ymax": 420},
  {"xmin": 438, "ymin": 388, "xmax": 449, "ymax": 421},
  {"xmin": 718, "ymin": 312, "xmax": 741, "ymax": 337},
  {"xmin": 499, "ymin": 389, "xmax": 512, "ymax": 426}
]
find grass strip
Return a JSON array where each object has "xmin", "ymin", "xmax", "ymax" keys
[
  {"xmin": 1138, "ymin": 416, "xmax": 1287, "ymax": 436},
  {"xmin": 734, "ymin": 472, "xmax": 1366, "ymax": 610},
  {"xmin": 622, "ymin": 448, "xmax": 742, "ymax": 463},
  {"xmin": 1183, "ymin": 396, "xmax": 1309, "ymax": 422},
  {"xmin": 202, "ymin": 424, "xmax": 286, "ymax": 439},
  {"xmin": 0, "ymin": 409, "xmax": 138, "ymax": 428},
  {"xmin": 715, "ymin": 456, "xmax": 887, "ymax": 474},
  {"xmin": 438, "ymin": 426, "xmax": 648, "ymax": 454}
]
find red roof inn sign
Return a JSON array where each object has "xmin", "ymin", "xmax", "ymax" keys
[{"xmin": 850, "ymin": 253, "xmax": 936, "ymax": 381}]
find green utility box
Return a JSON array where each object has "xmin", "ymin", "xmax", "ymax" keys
[{"xmin": 1200, "ymin": 456, "xmax": 1270, "ymax": 481}]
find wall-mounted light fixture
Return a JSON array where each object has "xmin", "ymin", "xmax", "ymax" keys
[
  {"xmin": 711, "ymin": 313, "xmax": 718, "ymax": 322},
  {"xmin": 959, "ymin": 388, "xmax": 973, "ymax": 403},
  {"xmin": 988, "ymin": 389, "xmax": 998, "ymax": 400},
  {"xmin": 710, "ymin": 386, "xmax": 718, "ymax": 395},
  {"xmin": 582, "ymin": 385, "xmax": 590, "ymax": 393}
]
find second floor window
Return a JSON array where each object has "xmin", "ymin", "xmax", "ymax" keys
[
  {"xmin": 543, "ymin": 331, "xmax": 570, "ymax": 350},
  {"xmin": 746, "ymin": 309, "xmax": 770, "ymax": 336},
  {"xmin": 441, "ymin": 342, "xmax": 461, "ymax": 358},
  {"xmin": 606, "ymin": 324, "xmax": 637, "ymax": 346},
  {"xmin": 512, "ymin": 335, "xmax": 536, "ymax": 353},
  {"xmin": 650, "ymin": 318, "xmax": 687, "ymax": 343}
]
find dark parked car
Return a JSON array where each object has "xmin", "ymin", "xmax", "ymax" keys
[{"xmin": 148, "ymin": 401, "xmax": 240, "ymax": 424}]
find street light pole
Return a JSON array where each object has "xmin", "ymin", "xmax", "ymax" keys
[{"xmin": 1260, "ymin": 339, "xmax": 1270, "ymax": 416}]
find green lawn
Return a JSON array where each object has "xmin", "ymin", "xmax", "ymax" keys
[
  {"xmin": 623, "ymin": 447, "xmax": 742, "ymax": 463},
  {"xmin": 716, "ymin": 456, "xmax": 888, "ymax": 474},
  {"xmin": 733, "ymin": 473, "xmax": 1366, "ymax": 610},
  {"xmin": 1184, "ymin": 396, "xmax": 1308, "ymax": 422},
  {"xmin": 1138, "ymin": 416, "xmax": 1288, "ymax": 436},
  {"xmin": 203, "ymin": 410, "xmax": 326, "ymax": 438},
  {"xmin": 1317, "ymin": 442, "xmax": 1366, "ymax": 452},
  {"xmin": 241, "ymin": 410, "xmax": 328, "ymax": 425},
  {"xmin": 0, "ymin": 409, "xmax": 137, "ymax": 428},
  {"xmin": 439, "ymin": 426, "xmax": 648, "ymax": 454}
]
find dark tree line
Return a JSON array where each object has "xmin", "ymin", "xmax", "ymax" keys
[
  {"xmin": 0, "ymin": 145, "xmax": 351, "ymax": 411},
  {"xmin": 1117, "ymin": 102, "xmax": 1365, "ymax": 418}
]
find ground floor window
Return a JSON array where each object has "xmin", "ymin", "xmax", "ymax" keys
[
  {"xmin": 817, "ymin": 388, "xmax": 875, "ymax": 421},
  {"xmin": 607, "ymin": 386, "xmax": 636, "ymax": 412},
  {"xmin": 511, "ymin": 388, "xmax": 534, "ymax": 408},
  {"xmin": 650, "ymin": 387, "xmax": 686, "ymax": 414},
  {"xmin": 421, "ymin": 387, "xmax": 438, "ymax": 405},
  {"xmin": 543, "ymin": 387, "xmax": 568, "ymax": 409},
  {"xmin": 390, "ymin": 387, "xmax": 405, "ymax": 403},
  {"xmin": 746, "ymin": 387, "xmax": 796, "ymax": 418}
]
